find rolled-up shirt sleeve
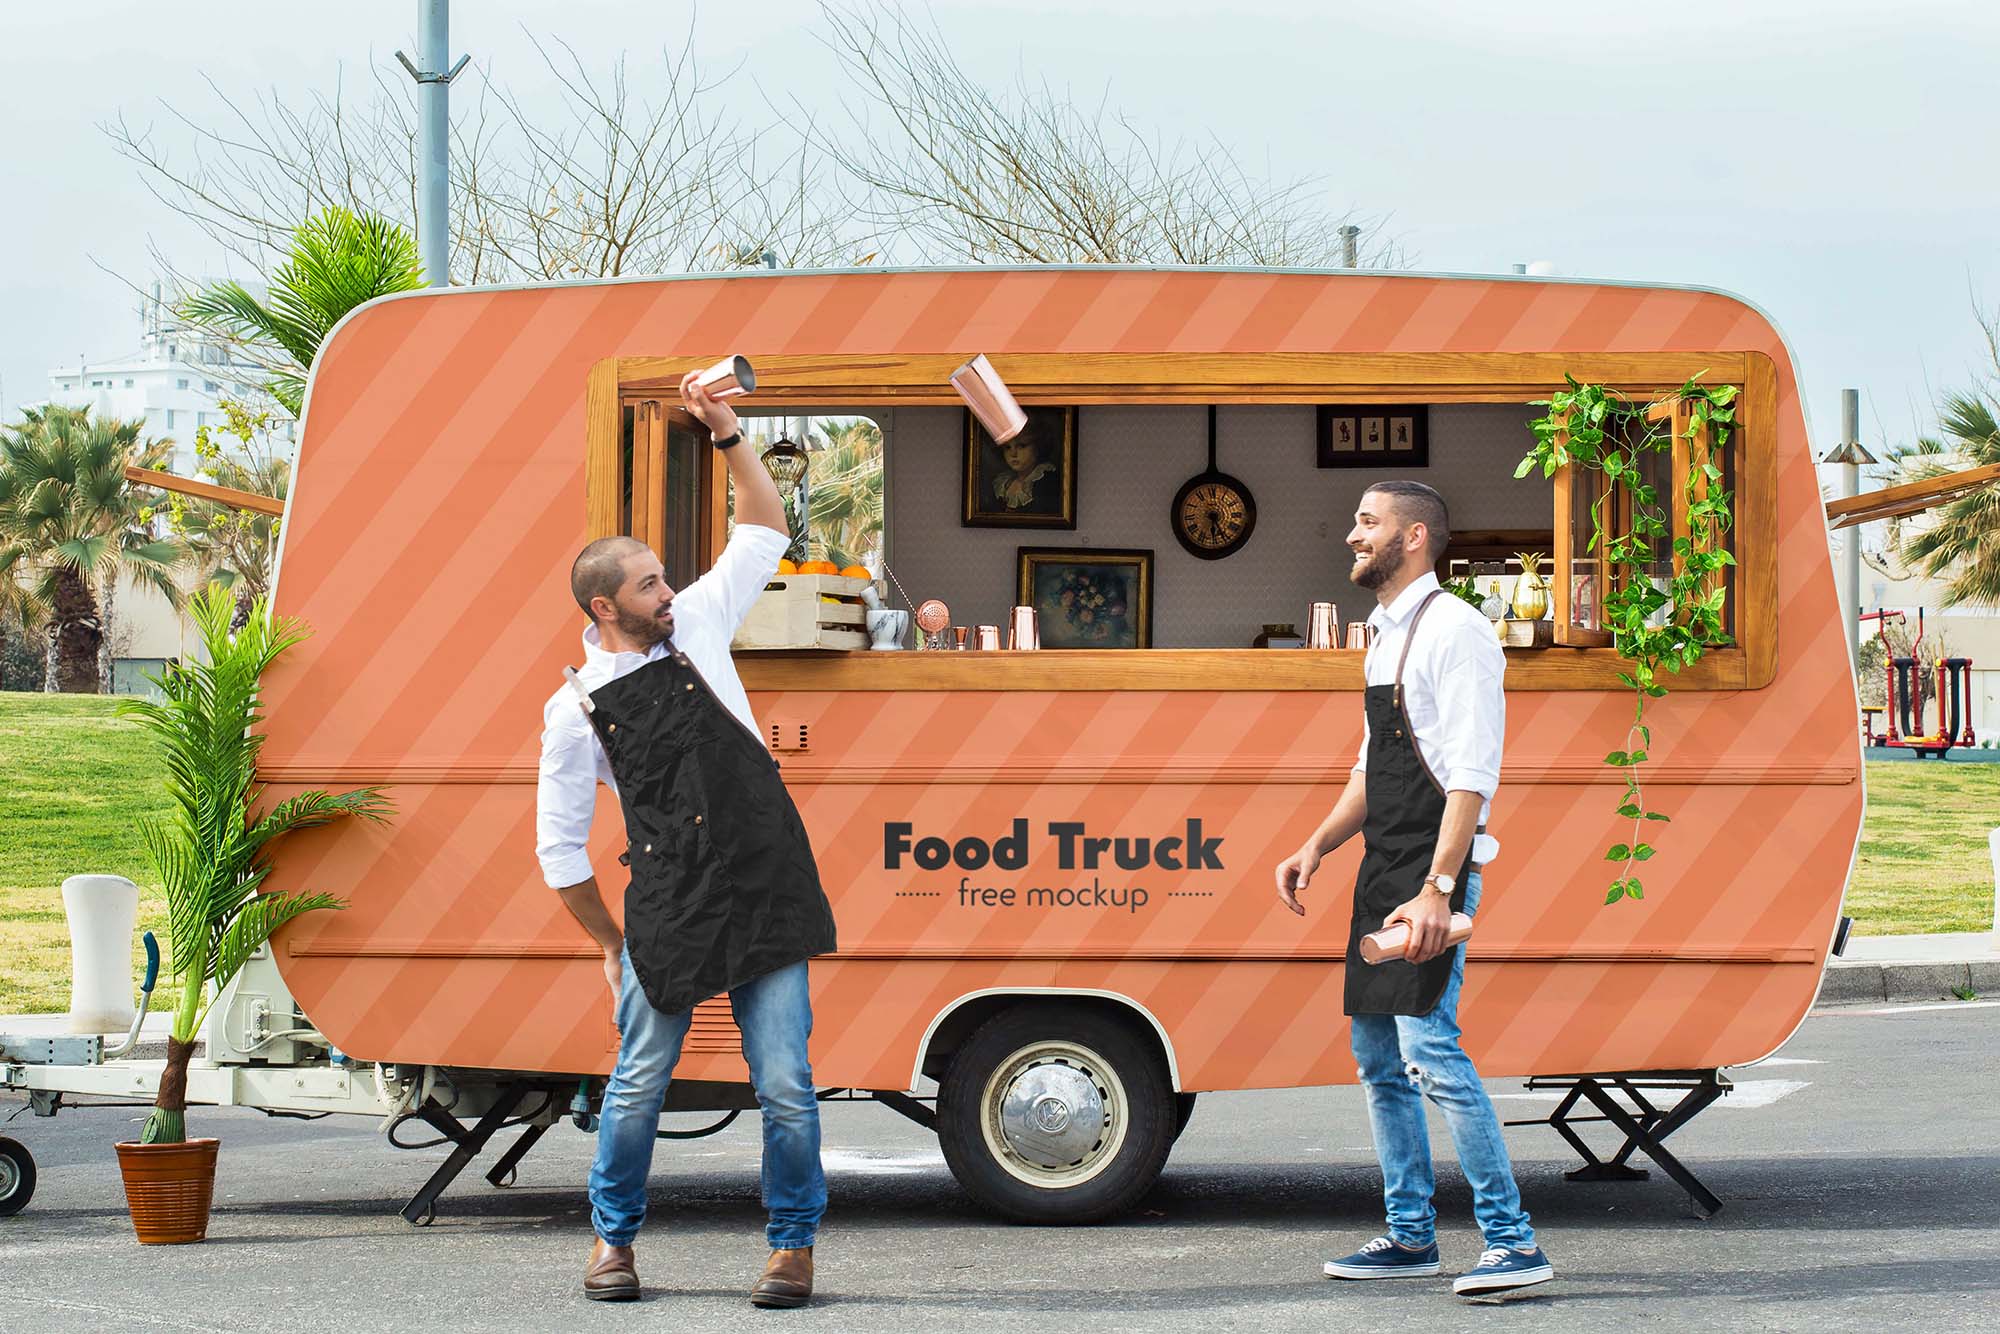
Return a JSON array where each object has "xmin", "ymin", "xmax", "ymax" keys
[
  {"xmin": 1431, "ymin": 631, "xmax": 1506, "ymax": 799},
  {"xmin": 669, "ymin": 522, "xmax": 791, "ymax": 637},
  {"xmin": 536, "ymin": 694, "xmax": 601, "ymax": 889}
]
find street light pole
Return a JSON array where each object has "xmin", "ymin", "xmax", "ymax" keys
[
  {"xmin": 395, "ymin": 1, "xmax": 469, "ymax": 287},
  {"xmin": 1841, "ymin": 389, "xmax": 1862, "ymax": 668}
]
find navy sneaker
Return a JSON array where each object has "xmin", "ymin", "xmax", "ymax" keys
[
  {"xmin": 1453, "ymin": 1245, "xmax": 1554, "ymax": 1296},
  {"xmin": 1323, "ymin": 1236, "xmax": 1442, "ymax": 1280}
]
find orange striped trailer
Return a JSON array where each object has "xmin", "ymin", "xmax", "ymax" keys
[{"xmin": 257, "ymin": 266, "xmax": 1861, "ymax": 1222}]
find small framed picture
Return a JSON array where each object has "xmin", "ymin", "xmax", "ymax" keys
[
  {"xmin": 1017, "ymin": 547, "xmax": 1154, "ymax": 649},
  {"xmin": 963, "ymin": 406, "xmax": 1078, "ymax": 528},
  {"xmin": 1317, "ymin": 405, "xmax": 1429, "ymax": 468}
]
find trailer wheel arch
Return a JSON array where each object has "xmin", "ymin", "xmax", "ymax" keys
[{"xmin": 912, "ymin": 988, "xmax": 1182, "ymax": 1093}]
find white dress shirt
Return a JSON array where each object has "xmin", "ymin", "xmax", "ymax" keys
[
  {"xmin": 1351, "ymin": 571, "xmax": 1506, "ymax": 865},
  {"xmin": 535, "ymin": 523, "xmax": 791, "ymax": 889}
]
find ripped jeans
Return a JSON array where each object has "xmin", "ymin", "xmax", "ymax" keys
[{"xmin": 1349, "ymin": 871, "xmax": 1536, "ymax": 1251}]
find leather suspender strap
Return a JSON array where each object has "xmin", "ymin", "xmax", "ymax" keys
[{"xmin": 1394, "ymin": 589, "xmax": 1445, "ymax": 689}]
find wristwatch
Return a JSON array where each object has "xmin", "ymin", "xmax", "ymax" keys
[
  {"xmin": 1422, "ymin": 872, "xmax": 1455, "ymax": 899},
  {"xmin": 711, "ymin": 430, "xmax": 742, "ymax": 450}
]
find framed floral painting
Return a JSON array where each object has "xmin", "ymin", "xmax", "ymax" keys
[{"xmin": 1016, "ymin": 547, "xmax": 1154, "ymax": 649}]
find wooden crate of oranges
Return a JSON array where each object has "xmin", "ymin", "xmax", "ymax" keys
[{"xmin": 732, "ymin": 560, "xmax": 876, "ymax": 651}]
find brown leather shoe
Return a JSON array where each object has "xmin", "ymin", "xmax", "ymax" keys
[
  {"xmin": 584, "ymin": 1237, "xmax": 640, "ymax": 1301},
  {"xmin": 749, "ymin": 1246, "xmax": 814, "ymax": 1308}
]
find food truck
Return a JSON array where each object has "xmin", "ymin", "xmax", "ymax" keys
[{"xmin": 3, "ymin": 266, "xmax": 1863, "ymax": 1226}]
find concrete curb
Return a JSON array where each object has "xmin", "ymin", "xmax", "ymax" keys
[{"xmin": 1823, "ymin": 956, "xmax": 2000, "ymax": 1005}]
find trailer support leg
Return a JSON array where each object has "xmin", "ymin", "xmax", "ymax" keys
[
  {"xmin": 484, "ymin": 1122, "xmax": 548, "ymax": 1188},
  {"xmin": 1506, "ymin": 1070, "xmax": 1729, "ymax": 1218},
  {"xmin": 400, "ymin": 1084, "xmax": 529, "ymax": 1225},
  {"xmin": 872, "ymin": 1089, "xmax": 938, "ymax": 1131}
]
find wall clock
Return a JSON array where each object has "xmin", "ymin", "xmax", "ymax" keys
[{"xmin": 1171, "ymin": 406, "xmax": 1256, "ymax": 559}]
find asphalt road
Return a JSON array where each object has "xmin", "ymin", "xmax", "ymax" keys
[{"xmin": 4, "ymin": 1002, "xmax": 1998, "ymax": 1333}]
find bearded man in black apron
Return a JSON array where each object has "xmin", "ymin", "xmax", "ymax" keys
[
  {"xmin": 1275, "ymin": 481, "xmax": 1554, "ymax": 1300},
  {"xmin": 535, "ymin": 375, "xmax": 836, "ymax": 1309}
]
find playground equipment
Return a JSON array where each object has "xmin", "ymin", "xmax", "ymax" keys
[{"xmin": 1858, "ymin": 608, "xmax": 1976, "ymax": 755}]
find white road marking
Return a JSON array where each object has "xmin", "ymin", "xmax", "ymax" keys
[
  {"xmin": 1815, "ymin": 999, "xmax": 2000, "ymax": 1017},
  {"xmin": 1489, "ymin": 1079, "xmax": 1810, "ymax": 1110},
  {"xmin": 1736, "ymin": 1057, "xmax": 1824, "ymax": 1067},
  {"xmin": 821, "ymin": 1148, "xmax": 946, "ymax": 1175}
]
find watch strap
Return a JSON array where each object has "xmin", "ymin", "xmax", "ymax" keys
[{"xmin": 711, "ymin": 430, "xmax": 743, "ymax": 450}]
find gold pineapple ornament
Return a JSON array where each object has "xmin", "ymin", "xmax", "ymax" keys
[{"xmin": 1510, "ymin": 551, "xmax": 1550, "ymax": 620}]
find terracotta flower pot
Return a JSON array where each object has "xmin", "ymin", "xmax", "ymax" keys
[{"xmin": 115, "ymin": 1138, "xmax": 218, "ymax": 1243}]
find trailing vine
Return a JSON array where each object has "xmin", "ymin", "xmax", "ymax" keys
[{"xmin": 1518, "ymin": 376, "xmax": 1738, "ymax": 904}]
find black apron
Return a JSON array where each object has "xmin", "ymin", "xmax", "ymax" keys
[
  {"xmin": 581, "ymin": 648, "xmax": 837, "ymax": 1016},
  {"xmin": 1344, "ymin": 589, "xmax": 1476, "ymax": 1017}
]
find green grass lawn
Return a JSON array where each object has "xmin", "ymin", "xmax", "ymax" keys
[
  {"xmin": 0, "ymin": 696, "xmax": 1993, "ymax": 1013},
  {"xmin": 1, "ymin": 694, "xmax": 173, "ymax": 1015},
  {"xmin": 1847, "ymin": 761, "xmax": 1998, "ymax": 935}
]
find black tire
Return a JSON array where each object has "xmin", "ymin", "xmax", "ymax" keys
[
  {"xmin": 1174, "ymin": 1092, "xmax": 1198, "ymax": 1141},
  {"xmin": 936, "ymin": 1003, "xmax": 1176, "ymax": 1224},
  {"xmin": 0, "ymin": 1137, "xmax": 35, "ymax": 1217}
]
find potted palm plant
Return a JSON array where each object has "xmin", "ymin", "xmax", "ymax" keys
[{"xmin": 114, "ymin": 584, "xmax": 390, "ymax": 1243}]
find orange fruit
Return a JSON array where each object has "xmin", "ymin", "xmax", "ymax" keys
[
  {"xmin": 839, "ymin": 564, "xmax": 871, "ymax": 580},
  {"xmin": 777, "ymin": 558, "xmax": 799, "ymax": 575},
  {"xmin": 799, "ymin": 560, "xmax": 839, "ymax": 575}
]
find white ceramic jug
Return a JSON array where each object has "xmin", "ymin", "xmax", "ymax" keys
[{"xmin": 61, "ymin": 874, "xmax": 140, "ymax": 1033}]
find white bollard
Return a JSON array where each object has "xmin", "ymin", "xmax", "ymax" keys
[
  {"xmin": 60, "ymin": 874, "xmax": 140, "ymax": 1033},
  {"xmin": 1990, "ymin": 828, "xmax": 2000, "ymax": 954}
]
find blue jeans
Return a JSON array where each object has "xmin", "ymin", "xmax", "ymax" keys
[
  {"xmin": 589, "ymin": 944, "xmax": 826, "ymax": 1249},
  {"xmin": 1349, "ymin": 871, "xmax": 1536, "ymax": 1251}
]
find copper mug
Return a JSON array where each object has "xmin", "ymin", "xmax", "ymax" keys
[
  {"xmin": 950, "ymin": 354, "xmax": 1029, "ymax": 444},
  {"xmin": 1305, "ymin": 601, "xmax": 1338, "ymax": 649},
  {"xmin": 1007, "ymin": 605, "xmax": 1040, "ymax": 650},
  {"xmin": 1343, "ymin": 622, "xmax": 1373, "ymax": 650},
  {"xmin": 974, "ymin": 625, "xmax": 1001, "ymax": 651},
  {"xmin": 693, "ymin": 354, "xmax": 755, "ymax": 400}
]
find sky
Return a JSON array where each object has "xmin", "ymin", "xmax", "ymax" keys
[{"xmin": 2, "ymin": 0, "xmax": 1995, "ymax": 454}]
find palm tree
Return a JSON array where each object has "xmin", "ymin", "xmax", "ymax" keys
[
  {"xmin": 0, "ymin": 543, "xmax": 49, "ymax": 688},
  {"xmin": 178, "ymin": 207, "xmax": 426, "ymax": 416},
  {"xmin": 0, "ymin": 405, "xmax": 188, "ymax": 693},
  {"xmin": 804, "ymin": 417, "xmax": 884, "ymax": 569},
  {"xmin": 169, "ymin": 400, "xmax": 291, "ymax": 628},
  {"xmin": 121, "ymin": 585, "xmax": 390, "ymax": 1144},
  {"xmin": 1890, "ymin": 390, "xmax": 2000, "ymax": 607}
]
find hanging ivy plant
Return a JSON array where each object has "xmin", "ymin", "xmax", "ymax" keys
[{"xmin": 1517, "ymin": 375, "xmax": 1739, "ymax": 904}]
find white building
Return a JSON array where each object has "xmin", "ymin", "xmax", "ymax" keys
[{"xmin": 41, "ymin": 281, "xmax": 294, "ymax": 473}]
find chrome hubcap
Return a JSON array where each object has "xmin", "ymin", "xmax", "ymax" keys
[
  {"xmin": 980, "ymin": 1040, "xmax": 1128, "ymax": 1187},
  {"xmin": 0, "ymin": 1157, "xmax": 18, "ymax": 1200}
]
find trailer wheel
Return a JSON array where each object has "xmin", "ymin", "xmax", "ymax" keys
[
  {"xmin": 0, "ymin": 1137, "xmax": 35, "ymax": 1217},
  {"xmin": 1174, "ymin": 1092, "xmax": 1198, "ymax": 1141},
  {"xmin": 937, "ymin": 1004, "xmax": 1175, "ymax": 1224}
]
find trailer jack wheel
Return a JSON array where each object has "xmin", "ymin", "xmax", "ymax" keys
[
  {"xmin": 0, "ymin": 1137, "xmax": 35, "ymax": 1217},
  {"xmin": 937, "ymin": 1003, "xmax": 1176, "ymax": 1224}
]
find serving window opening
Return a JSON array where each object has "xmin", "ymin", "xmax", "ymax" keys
[{"xmin": 586, "ymin": 351, "xmax": 1772, "ymax": 692}]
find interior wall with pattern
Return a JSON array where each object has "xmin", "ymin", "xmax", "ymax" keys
[{"xmin": 871, "ymin": 403, "xmax": 1548, "ymax": 648}]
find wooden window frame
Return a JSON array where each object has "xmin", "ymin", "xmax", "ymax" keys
[{"xmin": 585, "ymin": 352, "xmax": 1777, "ymax": 692}]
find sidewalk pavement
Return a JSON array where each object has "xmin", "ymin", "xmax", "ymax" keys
[{"xmin": 1821, "ymin": 930, "xmax": 2000, "ymax": 1005}]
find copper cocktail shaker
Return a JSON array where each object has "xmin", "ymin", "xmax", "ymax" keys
[
  {"xmin": 1306, "ymin": 602, "xmax": 1338, "ymax": 648},
  {"xmin": 692, "ymin": 354, "xmax": 756, "ymax": 399},
  {"xmin": 1360, "ymin": 912, "xmax": 1476, "ymax": 964},
  {"xmin": 1007, "ymin": 606, "xmax": 1040, "ymax": 650},
  {"xmin": 974, "ymin": 625, "xmax": 1001, "ymax": 650},
  {"xmin": 950, "ymin": 354, "xmax": 1029, "ymax": 444},
  {"xmin": 1343, "ymin": 621, "xmax": 1373, "ymax": 650}
]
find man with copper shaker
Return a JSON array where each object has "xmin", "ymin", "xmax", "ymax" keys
[
  {"xmin": 536, "ymin": 371, "xmax": 838, "ymax": 1307},
  {"xmin": 1274, "ymin": 480, "xmax": 1553, "ymax": 1299}
]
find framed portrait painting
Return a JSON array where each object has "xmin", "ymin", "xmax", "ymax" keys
[
  {"xmin": 1316, "ymin": 405, "xmax": 1429, "ymax": 469},
  {"xmin": 1017, "ymin": 547, "xmax": 1154, "ymax": 649},
  {"xmin": 964, "ymin": 406, "xmax": 1078, "ymax": 528}
]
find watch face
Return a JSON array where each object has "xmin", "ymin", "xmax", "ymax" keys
[{"xmin": 1172, "ymin": 474, "xmax": 1256, "ymax": 559}]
